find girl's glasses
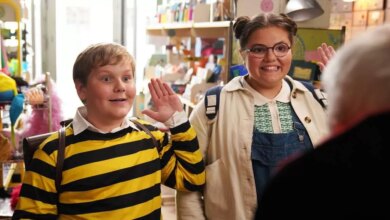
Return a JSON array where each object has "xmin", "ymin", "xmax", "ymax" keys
[{"xmin": 244, "ymin": 43, "xmax": 291, "ymax": 58}]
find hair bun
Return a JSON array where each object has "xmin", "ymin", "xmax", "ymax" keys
[{"xmin": 233, "ymin": 16, "xmax": 250, "ymax": 40}]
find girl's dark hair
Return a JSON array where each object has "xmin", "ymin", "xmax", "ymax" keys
[{"xmin": 233, "ymin": 13, "xmax": 297, "ymax": 49}]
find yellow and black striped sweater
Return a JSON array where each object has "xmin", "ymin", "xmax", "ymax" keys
[{"xmin": 13, "ymin": 120, "xmax": 205, "ymax": 219}]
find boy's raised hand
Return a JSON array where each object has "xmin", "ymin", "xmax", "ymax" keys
[{"xmin": 142, "ymin": 78, "xmax": 183, "ymax": 123}]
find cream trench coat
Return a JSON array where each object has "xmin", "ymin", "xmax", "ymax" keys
[{"xmin": 176, "ymin": 75, "xmax": 329, "ymax": 220}]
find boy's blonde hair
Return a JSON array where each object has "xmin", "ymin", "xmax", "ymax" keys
[{"xmin": 73, "ymin": 42, "xmax": 135, "ymax": 85}]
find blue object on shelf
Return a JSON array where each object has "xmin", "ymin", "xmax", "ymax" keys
[
  {"xmin": 0, "ymin": 90, "xmax": 15, "ymax": 102},
  {"xmin": 230, "ymin": 65, "xmax": 248, "ymax": 79}
]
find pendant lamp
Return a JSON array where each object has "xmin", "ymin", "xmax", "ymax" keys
[{"xmin": 285, "ymin": 0, "xmax": 324, "ymax": 22}]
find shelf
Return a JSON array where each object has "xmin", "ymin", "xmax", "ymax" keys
[
  {"xmin": 147, "ymin": 22, "xmax": 193, "ymax": 30},
  {"xmin": 146, "ymin": 21, "xmax": 231, "ymax": 38},
  {"xmin": 147, "ymin": 21, "xmax": 230, "ymax": 30},
  {"xmin": 193, "ymin": 21, "xmax": 230, "ymax": 28}
]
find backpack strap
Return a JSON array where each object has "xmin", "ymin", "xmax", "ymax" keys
[
  {"xmin": 56, "ymin": 126, "xmax": 66, "ymax": 191},
  {"xmin": 204, "ymin": 85, "xmax": 223, "ymax": 120},
  {"xmin": 299, "ymin": 81, "xmax": 328, "ymax": 109},
  {"xmin": 131, "ymin": 119, "xmax": 160, "ymax": 152}
]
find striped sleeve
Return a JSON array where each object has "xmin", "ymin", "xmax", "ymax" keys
[{"xmin": 159, "ymin": 121, "xmax": 205, "ymax": 192}]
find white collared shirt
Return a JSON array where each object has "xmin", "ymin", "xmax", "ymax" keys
[
  {"xmin": 242, "ymin": 79, "xmax": 291, "ymax": 133},
  {"xmin": 72, "ymin": 106, "xmax": 188, "ymax": 135}
]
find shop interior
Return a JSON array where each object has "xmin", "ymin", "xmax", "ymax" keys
[{"xmin": 1, "ymin": 0, "xmax": 389, "ymax": 218}]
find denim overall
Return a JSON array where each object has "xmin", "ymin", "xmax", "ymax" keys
[{"xmin": 251, "ymin": 108, "xmax": 313, "ymax": 202}]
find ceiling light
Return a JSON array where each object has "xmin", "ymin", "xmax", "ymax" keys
[{"xmin": 285, "ymin": 0, "xmax": 324, "ymax": 22}]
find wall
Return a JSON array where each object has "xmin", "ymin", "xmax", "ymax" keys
[
  {"xmin": 236, "ymin": 0, "xmax": 287, "ymax": 17},
  {"xmin": 134, "ymin": 0, "xmax": 158, "ymax": 94},
  {"xmin": 39, "ymin": 0, "xmax": 123, "ymax": 119}
]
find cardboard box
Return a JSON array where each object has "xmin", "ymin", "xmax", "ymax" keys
[{"xmin": 194, "ymin": 3, "xmax": 211, "ymax": 22}]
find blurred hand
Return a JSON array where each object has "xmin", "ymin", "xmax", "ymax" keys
[
  {"xmin": 317, "ymin": 43, "xmax": 336, "ymax": 72},
  {"xmin": 142, "ymin": 78, "xmax": 183, "ymax": 122}
]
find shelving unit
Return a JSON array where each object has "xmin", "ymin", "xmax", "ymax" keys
[
  {"xmin": 145, "ymin": 21, "xmax": 232, "ymax": 113},
  {"xmin": 137, "ymin": 1, "xmax": 237, "ymax": 118},
  {"xmin": 146, "ymin": 20, "xmax": 232, "ymax": 83}
]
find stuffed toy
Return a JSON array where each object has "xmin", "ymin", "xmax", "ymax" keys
[
  {"xmin": 0, "ymin": 72, "xmax": 17, "ymax": 102},
  {"xmin": 0, "ymin": 72, "xmax": 25, "ymax": 149},
  {"xmin": 20, "ymin": 76, "xmax": 64, "ymax": 138}
]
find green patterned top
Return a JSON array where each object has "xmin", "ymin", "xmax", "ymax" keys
[{"xmin": 254, "ymin": 102, "xmax": 294, "ymax": 133}]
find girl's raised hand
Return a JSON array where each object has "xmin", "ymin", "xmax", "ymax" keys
[{"xmin": 317, "ymin": 43, "xmax": 336, "ymax": 72}]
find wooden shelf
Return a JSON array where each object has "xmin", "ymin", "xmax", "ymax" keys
[
  {"xmin": 146, "ymin": 21, "xmax": 231, "ymax": 38},
  {"xmin": 193, "ymin": 21, "xmax": 230, "ymax": 28},
  {"xmin": 147, "ymin": 21, "xmax": 230, "ymax": 30},
  {"xmin": 147, "ymin": 22, "xmax": 193, "ymax": 30}
]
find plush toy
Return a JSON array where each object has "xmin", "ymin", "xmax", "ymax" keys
[
  {"xmin": 0, "ymin": 72, "xmax": 17, "ymax": 102},
  {"xmin": 20, "ymin": 77, "xmax": 64, "ymax": 138},
  {"xmin": 0, "ymin": 72, "xmax": 25, "ymax": 149}
]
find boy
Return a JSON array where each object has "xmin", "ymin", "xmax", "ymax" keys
[{"xmin": 13, "ymin": 42, "xmax": 205, "ymax": 219}]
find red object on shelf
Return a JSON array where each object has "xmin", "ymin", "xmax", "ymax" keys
[{"xmin": 10, "ymin": 184, "xmax": 22, "ymax": 210}]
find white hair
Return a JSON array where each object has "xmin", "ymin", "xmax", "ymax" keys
[{"xmin": 321, "ymin": 24, "xmax": 390, "ymax": 129}]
